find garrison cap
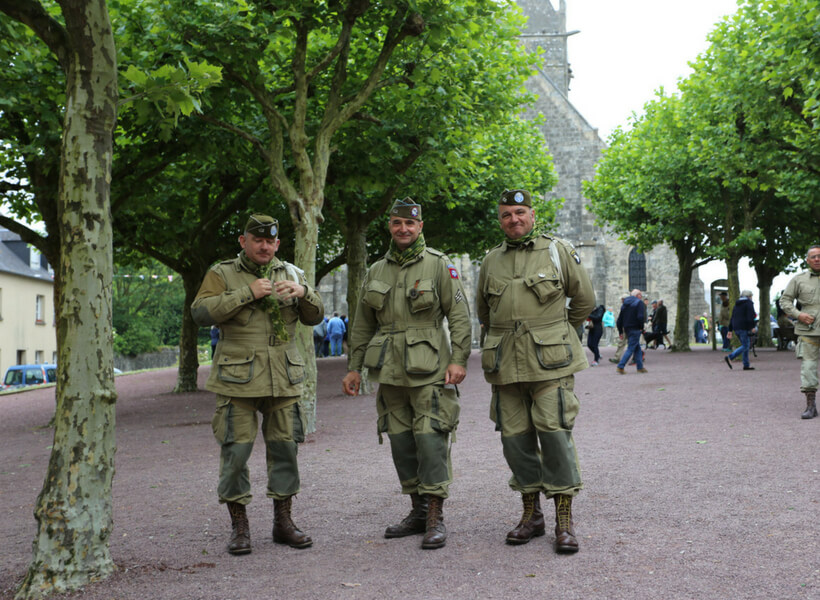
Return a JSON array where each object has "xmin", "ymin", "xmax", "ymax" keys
[
  {"xmin": 500, "ymin": 189, "xmax": 532, "ymax": 207},
  {"xmin": 244, "ymin": 214, "xmax": 279, "ymax": 239},
  {"xmin": 390, "ymin": 197, "xmax": 422, "ymax": 221}
]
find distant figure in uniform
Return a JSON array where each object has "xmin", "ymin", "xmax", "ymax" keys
[
  {"xmin": 342, "ymin": 198, "xmax": 471, "ymax": 549},
  {"xmin": 717, "ymin": 292, "xmax": 731, "ymax": 351},
  {"xmin": 779, "ymin": 245, "xmax": 820, "ymax": 419},
  {"xmin": 477, "ymin": 189, "xmax": 595, "ymax": 554},
  {"xmin": 191, "ymin": 214, "xmax": 324, "ymax": 555}
]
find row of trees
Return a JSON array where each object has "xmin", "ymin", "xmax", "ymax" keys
[
  {"xmin": 1, "ymin": 1, "xmax": 558, "ymax": 597},
  {"xmin": 585, "ymin": 0, "xmax": 819, "ymax": 350}
]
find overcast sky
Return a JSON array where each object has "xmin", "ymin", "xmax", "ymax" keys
[
  {"xmin": 563, "ymin": 0, "xmax": 741, "ymax": 140},
  {"xmin": 558, "ymin": 0, "xmax": 801, "ymax": 311}
]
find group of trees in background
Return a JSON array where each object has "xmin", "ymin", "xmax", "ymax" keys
[
  {"xmin": 585, "ymin": 0, "xmax": 819, "ymax": 350},
  {"xmin": 2, "ymin": 0, "xmax": 818, "ymax": 596},
  {"xmin": 1, "ymin": 1, "xmax": 556, "ymax": 597}
]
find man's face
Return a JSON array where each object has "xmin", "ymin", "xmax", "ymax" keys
[
  {"xmin": 498, "ymin": 205, "xmax": 535, "ymax": 239},
  {"xmin": 807, "ymin": 248, "xmax": 820, "ymax": 271},
  {"xmin": 389, "ymin": 217, "xmax": 423, "ymax": 251},
  {"xmin": 239, "ymin": 232, "xmax": 279, "ymax": 265}
]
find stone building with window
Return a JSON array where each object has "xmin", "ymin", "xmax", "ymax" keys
[
  {"xmin": 0, "ymin": 230, "xmax": 57, "ymax": 378},
  {"xmin": 514, "ymin": 0, "xmax": 708, "ymax": 332},
  {"xmin": 315, "ymin": 0, "xmax": 709, "ymax": 344}
]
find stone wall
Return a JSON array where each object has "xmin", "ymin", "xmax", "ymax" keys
[{"xmin": 114, "ymin": 347, "xmax": 178, "ymax": 372}]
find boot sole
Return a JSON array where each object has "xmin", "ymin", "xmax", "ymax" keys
[
  {"xmin": 227, "ymin": 547, "xmax": 252, "ymax": 555},
  {"xmin": 273, "ymin": 536, "xmax": 313, "ymax": 549},
  {"xmin": 421, "ymin": 540, "xmax": 446, "ymax": 549},
  {"xmin": 384, "ymin": 530, "xmax": 426, "ymax": 539},
  {"xmin": 506, "ymin": 529, "xmax": 546, "ymax": 545},
  {"xmin": 555, "ymin": 544, "xmax": 579, "ymax": 554}
]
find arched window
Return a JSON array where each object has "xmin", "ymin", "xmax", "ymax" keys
[{"xmin": 628, "ymin": 249, "xmax": 646, "ymax": 291}]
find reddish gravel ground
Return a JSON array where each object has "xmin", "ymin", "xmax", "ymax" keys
[{"xmin": 1, "ymin": 344, "xmax": 818, "ymax": 600}]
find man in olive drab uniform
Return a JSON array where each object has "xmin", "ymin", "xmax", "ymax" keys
[
  {"xmin": 779, "ymin": 244, "xmax": 820, "ymax": 419},
  {"xmin": 342, "ymin": 198, "xmax": 471, "ymax": 549},
  {"xmin": 477, "ymin": 189, "xmax": 595, "ymax": 553},
  {"xmin": 191, "ymin": 214, "xmax": 324, "ymax": 555}
]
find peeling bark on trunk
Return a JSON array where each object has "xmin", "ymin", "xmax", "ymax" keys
[
  {"xmin": 293, "ymin": 202, "xmax": 321, "ymax": 434},
  {"xmin": 15, "ymin": 1, "xmax": 118, "ymax": 598}
]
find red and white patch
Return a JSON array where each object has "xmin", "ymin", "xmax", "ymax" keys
[{"xmin": 448, "ymin": 265, "xmax": 459, "ymax": 279}]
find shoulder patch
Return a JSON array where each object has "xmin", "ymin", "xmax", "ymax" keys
[
  {"xmin": 447, "ymin": 264, "xmax": 460, "ymax": 279},
  {"xmin": 569, "ymin": 248, "xmax": 581, "ymax": 264}
]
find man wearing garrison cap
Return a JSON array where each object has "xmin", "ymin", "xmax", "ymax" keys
[
  {"xmin": 191, "ymin": 213, "xmax": 324, "ymax": 555},
  {"xmin": 477, "ymin": 189, "xmax": 595, "ymax": 553},
  {"xmin": 343, "ymin": 197, "xmax": 471, "ymax": 549}
]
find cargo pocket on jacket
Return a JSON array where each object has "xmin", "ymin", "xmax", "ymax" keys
[
  {"xmin": 364, "ymin": 334, "xmax": 390, "ymax": 369},
  {"xmin": 362, "ymin": 279, "xmax": 392, "ymax": 311},
  {"xmin": 431, "ymin": 385, "xmax": 460, "ymax": 434},
  {"xmin": 407, "ymin": 279, "xmax": 437, "ymax": 313},
  {"xmin": 481, "ymin": 334, "xmax": 503, "ymax": 373},
  {"xmin": 217, "ymin": 352, "xmax": 255, "ymax": 384},
  {"xmin": 405, "ymin": 333, "xmax": 440, "ymax": 375},
  {"xmin": 524, "ymin": 274, "xmax": 562, "ymax": 303},
  {"xmin": 484, "ymin": 279, "xmax": 507, "ymax": 313},
  {"xmin": 530, "ymin": 327, "xmax": 573, "ymax": 370},
  {"xmin": 285, "ymin": 349, "xmax": 305, "ymax": 384}
]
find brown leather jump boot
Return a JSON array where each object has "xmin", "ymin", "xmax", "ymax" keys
[
  {"xmin": 385, "ymin": 493, "xmax": 428, "ymax": 538},
  {"xmin": 273, "ymin": 497, "xmax": 312, "ymax": 549},
  {"xmin": 226, "ymin": 501, "xmax": 251, "ymax": 555},
  {"xmin": 506, "ymin": 492, "xmax": 546, "ymax": 545},
  {"xmin": 802, "ymin": 391, "xmax": 818, "ymax": 419},
  {"xmin": 553, "ymin": 494, "xmax": 579, "ymax": 554},
  {"xmin": 421, "ymin": 495, "xmax": 446, "ymax": 549}
]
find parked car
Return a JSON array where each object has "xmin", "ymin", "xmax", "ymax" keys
[{"xmin": 1, "ymin": 364, "xmax": 57, "ymax": 390}]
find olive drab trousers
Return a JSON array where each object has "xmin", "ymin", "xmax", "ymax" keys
[
  {"xmin": 377, "ymin": 383, "xmax": 460, "ymax": 498},
  {"xmin": 490, "ymin": 375, "xmax": 582, "ymax": 497},
  {"xmin": 798, "ymin": 336, "xmax": 820, "ymax": 392},
  {"xmin": 212, "ymin": 394, "xmax": 305, "ymax": 504}
]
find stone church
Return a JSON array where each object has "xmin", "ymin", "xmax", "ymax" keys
[{"xmin": 317, "ymin": 0, "xmax": 708, "ymax": 345}]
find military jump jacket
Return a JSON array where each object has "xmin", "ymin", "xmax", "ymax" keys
[
  {"xmin": 191, "ymin": 256, "xmax": 324, "ymax": 398},
  {"xmin": 477, "ymin": 234, "xmax": 596, "ymax": 385},
  {"xmin": 347, "ymin": 248, "xmax": 471, "ymax": 387},
  {"xmin": 780, "ymin": 271, "xmax": 820, "ymax": 338}
]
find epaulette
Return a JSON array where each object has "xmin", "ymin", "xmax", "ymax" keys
[
  {"xmin": 539, "ymin": 233, "xmax": 554, "ymax": 241},
  {"xmin": 426, "ymin": 248, "xmax": 445, "ymax": 257}
]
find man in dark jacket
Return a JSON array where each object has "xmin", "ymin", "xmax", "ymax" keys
[
  {"xmin": 724, "ymin": 290, "xmax": 757, "ymax": 371},
  {"xmin": 616, "ymin": 289, "xmax": 647, "ymax": 374}
]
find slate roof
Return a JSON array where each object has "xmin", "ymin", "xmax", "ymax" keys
[{"xmin": 0, "ymin": 229, "xmax": 54, "ymax": 282}]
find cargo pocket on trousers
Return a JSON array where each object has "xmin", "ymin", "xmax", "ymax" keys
[
  {"xmin": 292, "ymin": 403, "xmax": 306, "ymax": 444},
  {"xmin": 557, "ymin": 385, "xmax": 580, "ymax": 430},
  {"xmin": 431, "ymin": 385, "xmax": 460, "ymax": 434},
  {"xmin": 212, "ymin": 396, "xmax": 234, "ymax": 444},
  {"xmin": 405, "ymin": 334, "xmax": 440, "ymax": 375},
  {"xmin": 376, "ymin": 391, "xmax": 389, "ymax": 443}
]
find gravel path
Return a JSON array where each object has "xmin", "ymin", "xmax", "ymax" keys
[{"xmin": 1, "ymin": 345, "xmax": 818, "ymax": 599}]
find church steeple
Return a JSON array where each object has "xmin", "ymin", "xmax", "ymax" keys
[{"xmin": 517, "ymin": 0, "xmax": 575, "ymax": 96}]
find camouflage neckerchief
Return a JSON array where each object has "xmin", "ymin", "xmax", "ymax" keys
[
  {"xmin": 388, "ymin": 233, "xmax": 426, "ymax": 266},
  {"xmin": 239, "ymin": 250, "xmax": 289, "ymax": 341},
  {"xmin": 505, "ymin": 228, "xmax": 539, "ymax": 247}
]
